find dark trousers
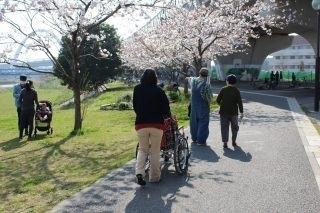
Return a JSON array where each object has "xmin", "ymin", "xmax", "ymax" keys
[
  {"xmin": 17, "ymin": 107, "xmax": 28, "ymax": 135},
  {"xmin": 20, "ymin": 109, "xmax": 35, "ymax": 137},
  {"xmin": 17, "ymin": 107, "xmax": 21, "ymax": 130},
  {"xmin": 220, "ymin": 114, "xmax": 239, "ymax": 143}
]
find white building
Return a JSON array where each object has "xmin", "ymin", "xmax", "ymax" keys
[{"xmin": 265, "ymin": 35, "xmax": 315, "ymax": 73}]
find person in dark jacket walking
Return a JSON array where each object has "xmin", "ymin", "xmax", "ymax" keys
[
  {"xmin": 18, "ymin": 80, "xmax": 39, "ymax": 139},
  {"xmin": 133, "ymin": 69, "xmax": 171, "ymax": 186},
  {"xmin": 216, "ymin": 74, "xmax": 243, "ymax": 149}
]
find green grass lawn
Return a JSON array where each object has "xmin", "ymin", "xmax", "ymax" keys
[{"xmin": 0, "ymin": 81, "xmax": 217, "ymax": 212}]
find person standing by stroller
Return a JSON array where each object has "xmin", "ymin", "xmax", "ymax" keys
[
  {"xmin": 133, "ymin": 68, "xmax": 171, "ymax": 186},
  {"xmin": 216, "ymin": 74, "xmax": 244, "ymax": 149},
  {"xmin": 18, "ymin": 80, "xmax": 39, "ymax": 139},
  {"xmin": 13, "ymin": 75, "xmax": 28, "ymax": 136},
  {"xmin": 185, "ymin": 68, "xmax": 212, "ymax": 146}
]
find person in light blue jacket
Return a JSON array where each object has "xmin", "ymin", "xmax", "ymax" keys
[{"xmin": 13, "ymin": 75, "xmax": 27, "ymax": 135}]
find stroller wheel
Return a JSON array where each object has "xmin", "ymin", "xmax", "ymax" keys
[
  {"xmin": 47, "ymin": 130, "xmax": 50, "ymax": 135},
  {"xmin": 50, "ymin": 128, "xmax": 53, "ymax": 134}
]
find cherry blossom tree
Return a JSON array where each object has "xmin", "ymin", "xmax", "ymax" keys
[
  {"xmin": 0, "ymin": 0, "xmax": 169, "ymax": 132},
  {"xmin": 121, "ymin": 0, "xmax": 297, "ymax": 78}
]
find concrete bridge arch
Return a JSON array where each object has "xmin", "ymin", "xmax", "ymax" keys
[
  {"xmin": 216, "ymin": 0, "xmax": 318, "ymax": 80},
  {"xmin": 13, "ymin": 29, "xmax": 60, "ymax": 62}
]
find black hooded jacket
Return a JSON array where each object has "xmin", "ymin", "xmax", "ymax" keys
[{"xmin": 133, "ymin": 84, "xmax": 170, "ymax": 126}]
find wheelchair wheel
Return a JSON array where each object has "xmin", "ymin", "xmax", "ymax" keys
[
  {"xmin": 164, "ymin": 155, "xmax": 170, "ymax": 162},
  {"xmin": 135, "ymin": 143, "xmax": 150, "ymax": 173},
  {"xmin": 174, "ymin": 134, "xmax": 190, "ymax": 174}
]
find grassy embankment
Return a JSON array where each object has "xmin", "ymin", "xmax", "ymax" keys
[{"xmin": 0, "ymin": 77, "xmax": 217, "ymax": 213}]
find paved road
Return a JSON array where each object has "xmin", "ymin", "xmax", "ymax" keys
[{"xmin": 50, "ymin": 85, "xmax": 320, "ymax": 213}]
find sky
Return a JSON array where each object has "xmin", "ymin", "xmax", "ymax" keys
[
  {"xmin": 107, "ymin": 15, "xmax": 149, "ymax": 39},
  {"xmin": 0, "ymin": 19, "xmax": 147, "ymax": 61},
  {"xmin": 0, "ymin": 9, "xmax": 155, "ymax": 62}
]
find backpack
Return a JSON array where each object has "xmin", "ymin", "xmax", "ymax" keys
[{"xmin": 200, "ymin": 76, "xmax": 212, "ymax": 104}]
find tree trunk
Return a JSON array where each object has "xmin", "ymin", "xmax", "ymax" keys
[
  {"xmin": 72, "ymin": 58, "xmax": 82, "ymax": 131},
  {"xmin": 182, "ymin": 63, "xmax": 189, "ymax": 96},
  {"xmin": 73, "ymin": 81, "xmax": 82, "ymax": 131},
  {"xmin": 171, "ymin": 70, "xmax": 175, "ymax": 83},
  {"xmin": 71, "ymin": 31, "xmax": 82, "ymax": 132},
  {"xmin": 194, "ymin": 57, "xmax": 202, "ymax": 76}
]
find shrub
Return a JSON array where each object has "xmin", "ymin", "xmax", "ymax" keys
[
  {"xmin": 118, "ymin": 102, "xmax": 132, "ymax": 110},
  {"xmin": 168, "ymin": 91, "xmax": 180, "ymax": 102},
  {"xmin": 165, "ymin": 84, "xmax": 174, "ymax": 91},
  {"xmin": 117, "ymin": 94, "xmax": 132, "ymax": 103}
]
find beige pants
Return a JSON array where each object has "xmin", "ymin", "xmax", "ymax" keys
[{"xmin": 135, "ymin": 128, "xmax": 163, "ymax": 182}]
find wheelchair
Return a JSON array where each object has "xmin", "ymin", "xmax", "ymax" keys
[{"xmin": 135, "ymin": 115, "xmax": 190, "ymax": 174}]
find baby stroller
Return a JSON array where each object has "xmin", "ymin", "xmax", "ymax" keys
[{"xmin": 34, "ymin": 100, "xmax": 53, "ymax": 137}]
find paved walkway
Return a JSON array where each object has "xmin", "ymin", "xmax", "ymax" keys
[{"xmin": 50, "ymin": 83, "xmax": 320, "ymax": 213}]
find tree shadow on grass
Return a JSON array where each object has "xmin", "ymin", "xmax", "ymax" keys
[
  {"xmin": 0, "ymin": 133, "xmax": 55, "ymax": 151},
  {"xmin": 2, "ymin": 132, "xmax": 148, "ymax": 212},
  {"xmin": 38, "ymin": 134, "xmax": 80, "ymax": 186},
  {"xmin": 0, "ymin": 137, "xmax": 28, "ymax": 151},
  {"xmin": 0, "ymin": 134, "xmax": 76, "ymax": 205},
  {"xmin": 50, "ymin": 162, "xmax": 138, "ymax": 212}
]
